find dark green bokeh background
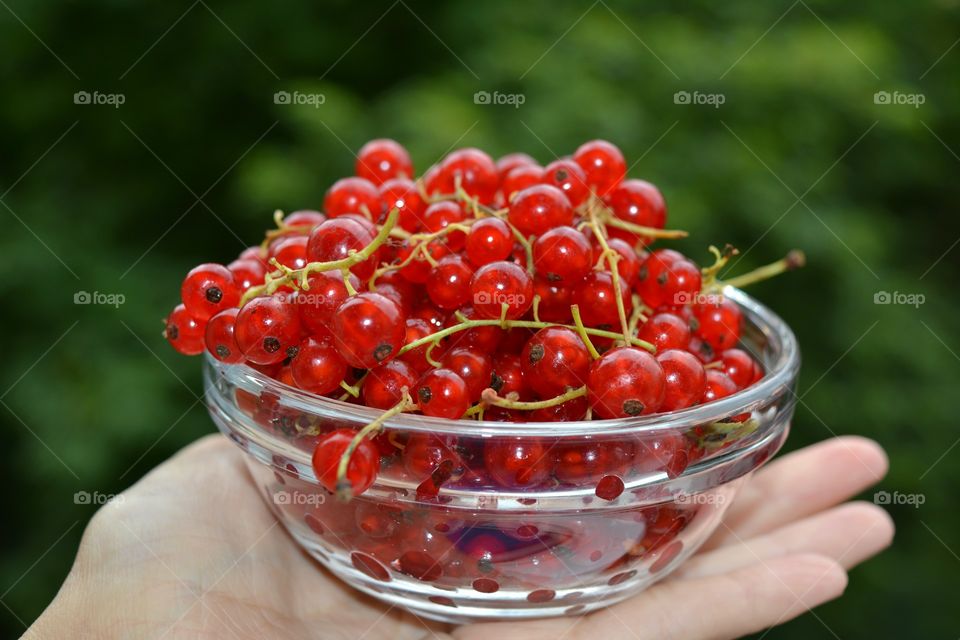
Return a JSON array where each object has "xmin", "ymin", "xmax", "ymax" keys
[{"xmin": 1, "ymin": 1, "xmax": 957, "ymax": 637}]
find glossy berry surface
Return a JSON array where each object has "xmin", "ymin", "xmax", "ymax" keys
[
  {"xmin": 205, "ymin": 308, "xmax": 244, "ymax": 363},
  {"xmin": 165, "ymin": 303, "xmax": 205, "ymax": 355},
  {"xmin": 470, "ymin": 261, "xmax": 534, "ymax": 320},
  {"xmin": 532, "ymin": 226, "xmax": 592, "ymax": 285},
  {"xmin": 332, "ymin": 292, "xmax": 405, "ymax": 369},
  {"xmin": 573, "ymin": 139, "xmax": 626, "ymax": 196},
  {"xmin": 587, "ymin": 347, "xmax": 665, "ymax": 418},
  {"xmin": 181, "ymin": 263, "xmax": 240, "ymax": 321},
  {"xmin": 356, "ymin": 139, "xmax": 413, "ymax": 185},
  {"xmin": 507, "ymin": 184, "xmax": 573, "ymax": 237},
  {"xmin": 312, "ymin": 429, "xmax": 380, "ymax": 496},
  {"xmin": 521, "ymin": 327, "xmax": 591, "ymax": 397},
  {"xmin": 466, "ymin": 217, "xmax": 514, "ymax": 266},
  {"xmin": 324, "ymin": 176, "xmax": 383, "ymax": 219},
  {"xmin": 235, "ymin": 294, "xmax": 303, "ymax": 365},
  {"xmin": 290, "ymin": 337, "xmax": 348, "ymax": 395},
  {"xmin": 415, "ymin": 369, "xmax": 470, "ymax": 419}
]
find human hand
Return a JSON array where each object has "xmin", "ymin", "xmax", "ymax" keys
[{"xmin": 25, "ymin": 435, "xmax": 891, "ymax": 640}]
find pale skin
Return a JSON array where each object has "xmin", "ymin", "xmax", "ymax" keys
[{"xmin": 24, "ymin": 435, "xmax": 892, "ymax": 640}]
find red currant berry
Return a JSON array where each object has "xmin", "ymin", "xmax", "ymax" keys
[
  {"xmin": 554, "ymin": 439, "xmax": 633, "ymax": 483},
  {"xmin": 426, "ymin": 253, "xmax": 475, "ymax": 310},
  {"xmin": 399, "ymin": 318, "xmax": 434, "ymax": 373},
  {"xmin": 165, "ymin": 303, "xmax": 205, "ymax": 355},
  {"xmin": 311, "ymin": 428, "xmax": 380, "ymax": 496},
  {"xmin": 356, "ymin": 139, "xmax": 413, "ymax": 185},
  {"xmin": 491, "ymin": 352, "xmax": 525, "ymax": 398},
  {"xmin": 530, "ymin": 395, "xmax": 589, "ymax": 422},
  {"xmin": 533, "ymin": 278, "xmax": 573, "ymax": 323},
  {"xmin": 470, "ymin": 261, "xmax": 534, "ymax": 320},
  {"xmin": 496, "ymin": 152, "xmax": 537, "ymax": 178},
  {"xmin": 235, "ymin": 294, "xmax": 303, "ymax": 365},
  {"xmin": 573, "ymin": 140, "xmax": 626, "ymax": 196},
  {"xmin": 442, "ymin": 348, "xmax": 494, "ymax": 401},
  {"xmin": 227, "ymin": 258, "xmax": 266, "ymax": 291},
  {"xmin": 290, "ymin": 336, "xmax": 347, "ymax": 394},
  {"xmin": 638, "ymin": 312, "xmax": 691, "ymax": 351},
  {"xmin": 655, "ymin": 349, "xmax": 706, "ymax": 411},
  {"xmin": 238, "ymin": 245, "xmax": 268, "ymax": 268},
  {"xmin": 332, "ymin": 292, "xmax": 405, "ymax": 369},
  {"xmin": 296, "ymin": 271, "xmax": 359, "ymax": 334},
  {"xmin": 532, "ymin": 226, "xmax": 593, "ymax": 285},
  {"xmin": 205, "ymin": 308, "xmax": 244, "ymax": 363},
  {"xmin": 449, "ymin": 305, "xmax": 503, "ymax": 352},
  {"xmin": 693, "ymin": 298, "xmax": 743, "ymax": 351},
  {"xmin": 702, "ymin": 369, "xmax": 738, "ymax": 403},
  {"xmin": 484, "ymin": 438, "xmax": 551, "ymax": 487},
  {"xmin": 323, "ymin": 176, "xmax": 383, "ymax": 219},
  {"xmin": 501, "ymin": 164, "xmax": 544, "ymax": 200},
  {"xmin": 719, "ymin": 348, "xmax": 759, "ymax": 389},
  {"xmin": 362, "ymin": 359, "xmax": 417, "ymax": 409},
  {"xmin": 634, "ymin": 434, "xmax": 691, "ymax": 478},
  {"xmin": 521, "ymin": 327, "xmax": 591, "ymax": 397},
  {"xmin": 465, "ymin": 217, "xmax": 514, "ymax": 267},
  {"xmin": 181, "ymin": 263, "xmax": 241, "ymax": 321},
  {"xmin": 414, "ymin": 369, "xmax": 470, "ymax": 419},
  {"xmin": 542, "ymin": 159, "xmax": 589, "ymax": 207},
  {"xmin": 605, "ymin": 179, "xmax": 667, "ymax": 245},
  {"xmin": 606, "ymin": 237, "xmax": 641, "ymax": 285},
  {"xmin": 507, "ymin": 184, "xmax": 573, "ymax": 237},
  {"xmin": 635, "ymin": 252, "xmax": 701, "ymax": 309},
  {"xmin": 403, "ymin": 433, "xmax": 461, "ymax": 478},
  {"xmin": 437, "ymin": 148, "xmax": 499, "ymax": 204},
  {"xmin": 571, "ymin": 270, "xmax": 630, "ymax": 328},
  {"xmin": 379, "ymin": 177, "xmax": 426, "ymax": 232},
  {"xmin": 306, "ymin": 217, "xmax": 378, "ymax": 281},
  {"xmin": 587, "ymin": 347, "xmax": 665, "ymax": 418},
  {"xmin": 423, "ymin": 201, "xmax": 467, "ymax": 250},
  {"xmin": 283, "ymin": 210, "xmax": 326, "ymax": 229},
  {"xmin": 269, "ymin": 235, "xmax": 309, "ymax": 270}
]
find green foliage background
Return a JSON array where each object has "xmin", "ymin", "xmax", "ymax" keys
[{"xmin": 1, "ymin": 1, "xmax": 956, "ymax": 636}]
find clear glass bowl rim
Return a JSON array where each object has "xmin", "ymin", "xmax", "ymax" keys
[{"xmin": 208, "ymin": 285, "xmax": 799, "ymax": 438}]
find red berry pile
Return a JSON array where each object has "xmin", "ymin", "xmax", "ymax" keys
[{"xmin": 165, "ymin": 139, "xmax": 801, "ymax": 499}]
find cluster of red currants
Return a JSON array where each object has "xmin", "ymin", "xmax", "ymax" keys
[{"xmin": 165, "ymin": 139, "xmax": 787, "ymax": 498}]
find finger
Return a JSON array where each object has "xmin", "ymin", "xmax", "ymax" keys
[
  {"xmin": 704, "ymin": 436, "xmax": 888, "ymax": 548},
  {"xmin": 677, "ymin": 501, "xmax": 894, "ymax": 579},
  {"xmin": 456, "ymin": 554, "xmax": 847, "ymax": 640}
]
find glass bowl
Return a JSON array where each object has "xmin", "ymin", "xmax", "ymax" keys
[{"xmin": 203, "ymin": 286, "xmax": 799, "ymax": 623}]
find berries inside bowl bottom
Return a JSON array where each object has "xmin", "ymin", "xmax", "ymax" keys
[{"xmin": 204, "ymin": 288, "xmax": 798, "ymax": 622}]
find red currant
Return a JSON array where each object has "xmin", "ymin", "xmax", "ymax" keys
[
  {"xmin": 573, "ymin": 139, "xmax": 626, "ymax": 196},
  {"xmin": 323, "ymin": 176, "xmax": 383, "ymax": 219},
  {"xmin": 465, "ymin": 217, "xmax": 514, "ymax": 267},
  {"xmin": 635, "ymin": 251, "xmax": 701, "ymax": 309},
  {"xmin": 205, "ymin": 308, "xmax": 244, "ymax": 363},
  {"xmin": 290, "ymin": 337, "xmax": 347, "ymax": 394},
  {"xmin": 484, "ymin": 438, "xmax": 551, "ymax": 488},
  {"xmin": 332, "ymin": 292, "xmax": 405, "ymax": 369},
  {"xmin": 362, "ymin": 359, "xmax": 417, "ymax": 409},
  {"xmin": 656, "ymin": 349, "xmax": 706, "ymax": 411},
  {"xmin": 638, "ymin": 312, "xmax": 691, "ymax": 352},
  {"xmin": 532, "ymin": 226, "xmax": 592, "ymax": 285},
  {"xmin": 227, "ymin": 258, "xmax": 266, "ymax": 291},
  {"xmin": 491, "ymin": 352, "xmax": 526, "ymax": 398},
  {"xmin": 496, "ymin": 152, "xmax": 537, "ymax": 178},
  {"xmin": 399, "ymin": 318, "xmax": 434, "ymax": 373},
  {"xmin": 423, "ymin": 201, "xmax": 467, "ymax": 250},
  {"xmin": 306, "ymin": 218, "xmax": 379, "ymax": 280},
  {"xmin": 426, "ymin": 254, "xmax": 475, "ymax": 310},
  {"xmin": 693, "ymin": 298, "xmax": 743, "ymax": 351},
  {"xmin": 235, "ymin": 294, "xmax": 303, "ymax": 365},
  {"xmin": 521, "ymin": 327, "xmax": 591, "ymax": 397},
  {"xmin": 720, "ymin": 348, "xmax": 759, "ymax": 389},
  {"xmin": 571, "ymin": 270, "xmax": 630, "ymax": 328},
  {"xmin": 269, "ymin": 235, "xmax": 309, "ymax": 270},
  {"xmin": 501, "ymin": 164, "xmax": 544, "ymax": 200},
  {"xmin": 470, "ymin": 261, "xmax": 534, "ymax": 320},
  {"xmin": 542, "ymin": 159, "xmax": 589, "ymax": 207},
  {"xmin": 165, "ymin": 303, "xmax": 205, "ymax": 355},
  {"xmin": 312, "ymin": 428, "xmax": 380, "ymax": 496},
  {"xmin": 181, "ymin": 263, "xmax": 241, "ymax": 321},
  {"xmin": 379, "ymin": 177, "xmax": 426, "ymax": 232},
  {"xmin": 414, "ymin": 369, "xmax": 470, "ymax": 419},
  {"xmin": 436, "ymin": 148, "xmax": 499, "ymax": 204},
  {"xmin": 296, "ymin": 271, "xmax": 359, "ymax": 334},
  {"xmin": 587, "ymin": 347, "xmax": 665, "ymax": 418},
  {"xmin": 356, "ymin": 139, "xmax": 413, "ymax": 185},
  {"xmin": 441, "ymin": 348, "xmax": 493, "ymax": 401},
  {"xmin": 507, "ymin": 184, "xmax": 573, "ymax": 237},
  {"xmin": 605, "ymin": 179, "xmax": 667, "ymax": 245}
]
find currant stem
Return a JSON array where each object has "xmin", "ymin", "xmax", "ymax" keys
[
  {"xmin": 339, "ymin": 379, "xmax": 361, "ymax": 398},
  {"xmin": 480, "ymin": 385, "xmax": 586, "ymax": 411},
  {"xmin": 701, "ymin": 244, "xmax": 739, "ymax": 288},
  {"xmin": 570, "ymin": 305, "xmax": 602, "ymax": 359},
  {"xmin": 239, "ymin": 208, "xmax": 400, "ymax": 306},
  {"xmin": 398, "ymin": 313, "xmax": 655, "ymax": 357},
  {"xmin": 588, "ymin": 198, "xmax": 631, "ymax": 342},
  {"xmin": 335, "ymin": 392, "xmax": 413, "ymax": 502},
  {"xmin": 720, "ymin": 250, "xmax": 806, "ymax": 290}
]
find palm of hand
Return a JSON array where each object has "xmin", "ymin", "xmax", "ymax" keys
[{"xmin": 27, "ymin": 435, "xmax": 891, "ymax": 640}]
